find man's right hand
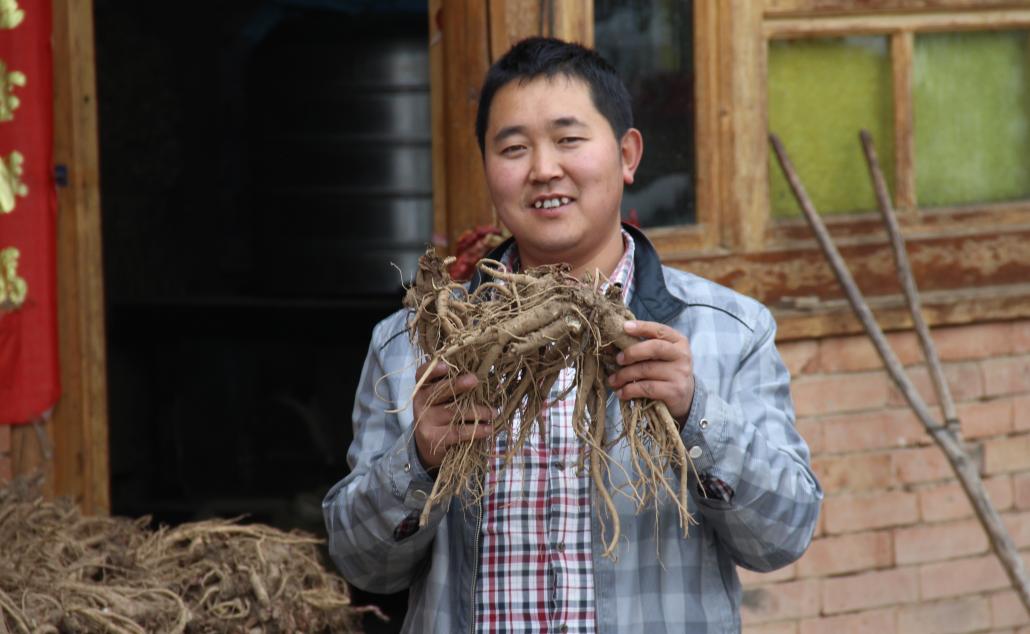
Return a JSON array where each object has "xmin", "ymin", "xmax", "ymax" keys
[{"xmin": 412, "ymin": 361, "xmax": 495, "ymax": 471}]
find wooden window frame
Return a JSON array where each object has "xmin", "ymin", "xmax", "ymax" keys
[
  {"xmin": 662, "ymin": 0, "xmax": 1030, "ymax": 340},
  {"xmin": 431, "ymin": 0, "xmax": 1030, "ymax": 342}
]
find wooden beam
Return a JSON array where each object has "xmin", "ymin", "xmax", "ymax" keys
[
  {"xmin": 429, "ymin": 0, "xmax": 448, "ymax": 251},
  {"xmin": 765, "ymin": 8, "xmax": 1030, "ymax": 38},
  {"xmin": 721, "ymin": 0, "xmax": 768, "ymax": 252},
  {"xmin": 892, "ymin": 31, "xmax": 917, "ymax": 212},
  {"xmin": 440, "ymin": 0, "xmax": 494, "ymax": 252},
  {"xmin": 693, "ymin": 0, "xmax": 724, "ymax": 250},
  {"xmin": 662, "ymin": 225, "xmax": 1030, "ymax": 305},
  {"xmin": 49, "ymin": 0, "xmax": 109, "ymax": 515},
  {"xmin": 773, "ymin": 282, "xmax": 1030, "ymax": 340},
  {"xmin": 765, "ymin": 0, "xmax": 1030, "ymax": 18},
  {"xmin": 554, "ymin": 0, "xmax": 594, "ymax": 45}
]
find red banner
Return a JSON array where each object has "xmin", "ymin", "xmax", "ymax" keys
[{"xmin": 0, "ymin": 0, "xmax": 60, "ymax": 424}]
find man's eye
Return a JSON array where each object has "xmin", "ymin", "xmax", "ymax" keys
[
  {"xmin": 560, "ymin": 137, "xmax": 584, "ymax": 145},
  {"xmin": 501, "ymin": 145, "xmax": 525, "ymax": 155}
]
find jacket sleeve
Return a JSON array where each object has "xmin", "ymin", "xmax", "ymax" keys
[
  {"xmin": 679, "ymin": 307, "xmax": 822, "ymax": 572},
  {"xmin": 322, "ymin": 318, "xmax": 448, "ymax": 593}
]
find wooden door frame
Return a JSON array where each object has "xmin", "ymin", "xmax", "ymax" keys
[{"xmin": 20, "ymin": 0, "xmax": 110, "ymax": 515}]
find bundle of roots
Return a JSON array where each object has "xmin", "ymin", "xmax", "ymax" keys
[
  {"xmin": 400, "ymin": 248, "xmax": 699, "ymax": 557},
  {"xmin": 0, "ymin": 477, "xmax": 376, "ymax": 634}
]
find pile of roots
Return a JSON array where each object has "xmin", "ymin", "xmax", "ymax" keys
[
  {"xmin": 401, "ymin": 249, "xmax": 699, "ymax": 557},
  {"xmin": 0, "ymin": 478, "xmax": 373, "ymax": 634}
]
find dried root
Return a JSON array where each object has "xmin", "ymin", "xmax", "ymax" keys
[
  {"xmin": 0, "ymin": 476, "xmax": 375, "ymax": 634},
  {"xmin": 402, "ymin": 248, "xmax": 699, "ymax": 557}
]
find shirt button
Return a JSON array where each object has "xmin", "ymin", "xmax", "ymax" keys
[
  {"xmin": 403, "ymin": 463, "xmax": 411, "ymax": 473},
  {"xmin": 556, "ymin": 460, "xmax": 566, "ymax": 470},
  {"xmin": 556, "ymin": 542, "xmax": 566, "ymax": 552},
  {"xmin": 699, "ymin": 418, "xmax": 709, "ymax": 430},
  {"xmin": 412, "ymin": 489, "xmax": 427, "ymax": 501},
  {"xmin": 689, "ymin": 446, "xmax": 703, "ymax": 459},
  {"xmin": 558, "ymin": 625, "xmax": 568, "ymax": 633}
]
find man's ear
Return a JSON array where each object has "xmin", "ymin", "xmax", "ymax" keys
[{"xmin": 620, "ymin": 128, "xmax": 643, "ymax": 185}]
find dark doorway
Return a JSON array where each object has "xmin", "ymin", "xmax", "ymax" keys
[{"xmin": 95, "ymin": 2, "xmax": 430, "ymax": 631}]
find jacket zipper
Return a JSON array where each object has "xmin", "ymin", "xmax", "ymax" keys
[{"xmin": 468, "ymin": 499, "xmax": 483, "ymax": 634}]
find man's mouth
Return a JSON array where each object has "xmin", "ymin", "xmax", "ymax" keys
[{"xmin": 532, "ymin": 196, "xmax": 573, "ymax": 209}]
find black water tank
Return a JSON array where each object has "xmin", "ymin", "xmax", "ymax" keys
[{"xmin": 248, "ymin": 12, "xmax": 432, "ymax": 296}]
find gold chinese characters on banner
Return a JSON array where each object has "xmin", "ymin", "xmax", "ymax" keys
[
  {"xmin": 0, "ymin": 0, "xmax": 23, "ymax": 30},
  {"xmin": 0, "ymin": 0, "xmax": 26, "ymax": 310}
]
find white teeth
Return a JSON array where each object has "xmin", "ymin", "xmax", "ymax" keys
[{"xmin": 534, "ymin": 197, "xmax": 572, "ymax": 209}]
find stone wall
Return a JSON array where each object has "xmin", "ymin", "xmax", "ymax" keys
[{"xmin": 741, "ymin": 318, "xmax": 1030, "ymax": 634}]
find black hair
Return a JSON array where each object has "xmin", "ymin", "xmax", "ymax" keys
[{"xmin": 475, "ymin": 37, "xmax": 633, "ymax": 156}]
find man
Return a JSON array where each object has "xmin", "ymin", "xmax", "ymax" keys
[{"xmin": 323, "ymin": 38, "xmax": 821, "ymax": 634}]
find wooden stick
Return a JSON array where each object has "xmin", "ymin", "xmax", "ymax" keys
[
  {"xmin": 859, "ymin": 129, "xmax": 961, "ymax": 438},
  {"xmin": 770, "ymin": 132, "xmax": 1030, "ymax": 616}
]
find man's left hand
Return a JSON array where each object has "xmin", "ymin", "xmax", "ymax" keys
[{"xmin": 607, "ymin": 320, "xmax": 695, "ymax": 426}]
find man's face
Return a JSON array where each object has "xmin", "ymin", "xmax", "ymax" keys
[{"xmin": 483, "ymin": 76, "xmax": 640, "ymax": 269}]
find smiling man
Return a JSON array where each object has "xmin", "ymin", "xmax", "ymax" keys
[{"xmin": 323, "ymin": 38, "xmax": 821, "ymax": 634}]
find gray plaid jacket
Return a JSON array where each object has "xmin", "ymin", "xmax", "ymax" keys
[{"xmin": 323, "ymin": 225, "xmax": 822, "ymax": 634}]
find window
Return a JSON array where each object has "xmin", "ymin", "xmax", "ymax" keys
[{"xmin": 594, "ymin": 0, "xmax": 696, "ymax": 227}]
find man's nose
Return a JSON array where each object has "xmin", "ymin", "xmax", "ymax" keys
[{"xmin": 529, "ymin": 147, "xmax": 563, "ymax": 182}]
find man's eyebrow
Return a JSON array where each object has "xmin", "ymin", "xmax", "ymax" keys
[
  {"xmin": 550, "ymin": 116, "xmax": 586, "ymax": 129},
  {"xmin": 494, "ymin": 125, "xmax": 527, "ymax": 143}
]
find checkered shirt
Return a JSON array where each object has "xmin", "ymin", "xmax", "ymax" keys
[{"xmin": 473, "ymin": 232, "xmax": 636, "ymax": 634}]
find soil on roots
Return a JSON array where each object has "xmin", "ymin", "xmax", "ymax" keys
[{"xmin": 400, "ymin": 249, "xmax": 698, "ymax": 558}]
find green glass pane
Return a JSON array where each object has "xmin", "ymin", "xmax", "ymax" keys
[
  {"xmin": 914, "ymin": 30, "xmax": 1030, "ymax": 207},
  {"xmin": 768, "ymin": 37, "xmax": 894, "ymax": 218}
]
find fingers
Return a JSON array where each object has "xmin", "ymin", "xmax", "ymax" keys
[
  {"xmin": 615, "ymin": 338, "xmax": 681, "ymax": 366},
  {"xmin": 623, "ymin": 320, "xmax": 686, "ymax": 343},
  {"xmin": 415, "ymin": 359, "xmax": 448, "ymax": 383},
  {"xmin": 608, "ymin": 359, "xmax": 677, "ymax": 388}
]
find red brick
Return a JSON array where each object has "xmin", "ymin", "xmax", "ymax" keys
[
  {"xmin": 1001, "ymin": 510, "xmax": 1030, "ymax": 549},
  {"xmin": 920, "ymin": 476, "xmax": 1013, "ymax": 522},
  {"xmin": 795, "ymin": 419, "xmax": 822, "ymax": 456},
  {"xmin": 780, "ymin": 340, "xmax": 819, "ymax": 377},
  {"xmin": 956, "ymin": 398, "xmax": 1015, "ymax": 439},
  {"xmin": 793, "ymin": 373, "xmax": 891, "ymax": 417},
  {"xmin": 984, "ymin": 355, "xmax": 1030, "ymax": 397},
  {"xmin": 0, "ymin": 425, "xmax": 9, "ymax": 454},
  {"xmin": 743, "ymin": 622, "xmax": 799, "ymax": 634},
  {"xmin": 812, "ymin": 453, "xmax": 893, "ymax": 495},
  {"xmin": 992, "ymin": 590, "xmax": 1030, "ymax": 628},
  {"xmin": 822, "ymin": 567, "xmax": 918, "ymax": 614},
  {"xmin": 983, "ymin": 434, "xmax": 1030, "ymax": 475},
  {"xmin": 893, "ymin": 518, "xmax": 988, "ymax": 565},
  {"xmin": 799, "ymin": 608, "xmax": 897, "ymax": 634},
  {"xmin": 739, "ymin": 563, "xmax": 797, "ymax": 587},
  {"xmin": 1015, "ymin": 395, "xmax": 1030, "ymax": 432},
  {"xmin": 932, "ymin": 322, "xmax": 1016, "ymax": 362},
  {"xmin": 0, "ymin": 456, "xmax": 10, "ymax": 483},
  {"xmin": 888, "ymin": 363, "xmax": 983, "ymax": 408},
  {"xmin": 824, "ymin": 491, "xmax": 919, "ymax": 534},
  {"xmin": 893, "ymin": 446, "xmax": 953, "ymax": 484},
  {"xmin": 741, "ymin": 579, "xmax": 820, "ymax": 625},
  {"xmin": 919, "ymin": 554, "xmax": 1009, "ymax": 599},
  {"xmin": 818, "ymin": 332, "xmax": 921, "ymax": 373},
  {"xmin": 796, "ymin": 531, "xmax": 893, "ymax": 577},
  {"xmin": 1016, "ymin": 473, "xmax": 1030, "ymax": 510},
  {"xmin": 1015, "ymin": 320, "xmax": 1030, "ymax": 354},
  {"xmin": 822, "ymin": 409, "xmax": 931, "ymax": 454},
  {"xmin": 897, "ymin": 596, "xmax": 991, "ymax": 634}
]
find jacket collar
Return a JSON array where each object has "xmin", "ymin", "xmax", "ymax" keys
[{"xmin": 467, "ymin": 222, "xmax": 687, "ymax": 324}]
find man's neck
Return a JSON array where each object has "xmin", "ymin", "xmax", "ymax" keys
[{"xmin": 516, "ymin": 227, "xmax": 626, "ymax": 281}]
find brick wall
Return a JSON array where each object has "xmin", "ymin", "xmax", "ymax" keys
[{"xmin": 741, "ymin": 318, "xmax": 1030, "ymax": 634}]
